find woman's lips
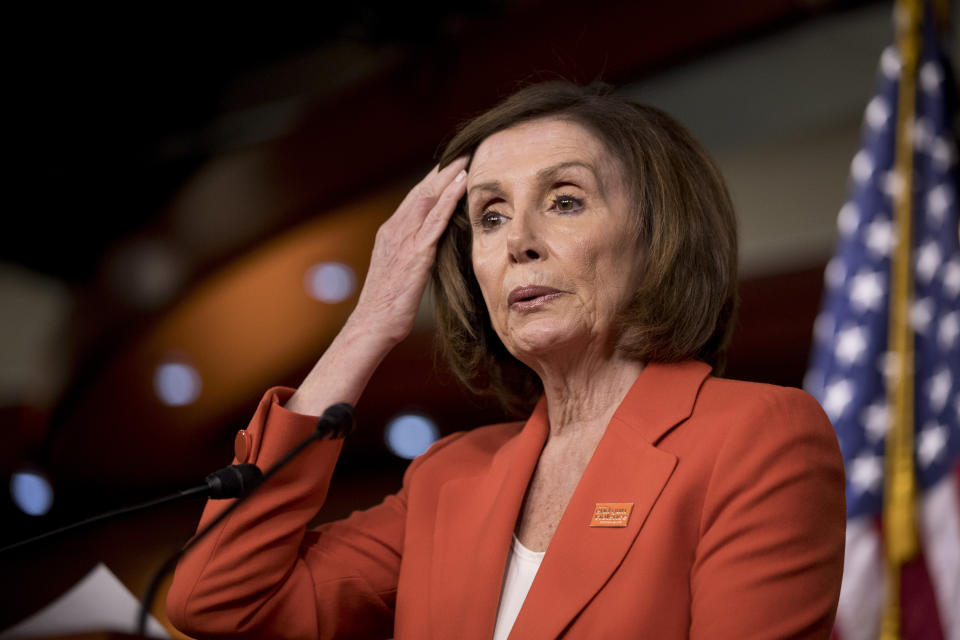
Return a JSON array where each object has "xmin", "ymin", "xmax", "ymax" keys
[{"xmin": 508, "ymin": 285, "xmax": 563, "ymax": 311}]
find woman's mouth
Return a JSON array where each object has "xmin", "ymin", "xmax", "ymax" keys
[{"xmin": 508, "ymin": 285, "xmax": 564, "ymax": 311}]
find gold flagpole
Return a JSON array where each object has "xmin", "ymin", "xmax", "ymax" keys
[{"xmin": 880, "ymin": 0, "xmax": 922, "ymax": 638}]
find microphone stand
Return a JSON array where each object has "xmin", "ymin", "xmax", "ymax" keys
[{"xmin": 136, "ymin": 402, "xmax": 354, "ymax": 636}]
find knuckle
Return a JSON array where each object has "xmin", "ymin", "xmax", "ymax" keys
[{"xmin": 414, "ymin": 193, "xmax": 438, "ymax": 210}]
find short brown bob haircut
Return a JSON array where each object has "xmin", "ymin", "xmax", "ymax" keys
[{"xmin": 431, "ymin": 81, "xmax": 738, "ymax": 413}]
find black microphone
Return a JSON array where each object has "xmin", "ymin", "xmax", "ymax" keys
[
  {"xmin": 204, "ymin": 463, "xmax": 263, "ymax": 499},
  {"xmin": 315, "ymin": 402, "xmax": 355, "ymax": 439},
  {"xmin": 0, "ymin": 463, "xmax": 264, "ymax": 554}
]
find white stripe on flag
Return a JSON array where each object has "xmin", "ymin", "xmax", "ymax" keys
[
  {"xmin": 835, "ymin": 516, "xmax": 884, "ymax": 640},
  {"xmin": 919, "ymin": 470, "xmax": 960, "ymax": 640}
]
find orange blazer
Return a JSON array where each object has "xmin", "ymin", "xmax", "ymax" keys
[{"xmin": 167, "ymin": 360, "xmax": 846, "ymax": 639}]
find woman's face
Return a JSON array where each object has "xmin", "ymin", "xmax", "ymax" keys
[{"xmin": 467, "ymin": 118, "xmax": 641, "ymax": 365}]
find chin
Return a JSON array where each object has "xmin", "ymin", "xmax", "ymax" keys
[{"xmin": 503, "ymin": 324, "xmax": 590, "ymax": 361}]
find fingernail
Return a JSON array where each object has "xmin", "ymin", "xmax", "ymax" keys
[{"xmin": 455, "ymin": 170, "xmax": 466, "ymax": 183}]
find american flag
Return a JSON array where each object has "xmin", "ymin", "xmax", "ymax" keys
[{"xmin": 804, "ymin": 4, "xmax": 960, "ymax": 639}]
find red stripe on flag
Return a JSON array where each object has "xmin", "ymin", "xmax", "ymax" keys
[{"xmin": 900, "ymin": 550, "xmax": 945, "ymax": 640}]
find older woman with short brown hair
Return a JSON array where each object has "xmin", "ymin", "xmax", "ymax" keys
[
  {"xmin": 168, "ymin": 82, "xmax": 845, "ymax": 639},
  {"xmin": 433, "ymin": 82, "xmax": 738, "ymax": 411}
]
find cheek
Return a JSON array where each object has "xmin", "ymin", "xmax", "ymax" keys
[
  {"xmin": 578, "ymin": 232, "xmax": 636, "ymax": 307},
  {"xmin": 568, "ymin": 235, "xmax": 611, "ymax": 287},
  {"xmin": 471, "ymin": 246, "xmax": 500, "ymax": 311},
  {"xmin": 471, "ymin": 245, "xmax": 488, "ymax": 288}
]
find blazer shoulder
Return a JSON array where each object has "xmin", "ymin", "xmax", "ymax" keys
[
  {"xmin": 697, "ymin": 377, "xmax": 834, "ymax": 437},
  {"xmin": 667, "ymin": 376, "xmax": 842, "ymax": 476},
  {"xmin": 700, "ymin": 375, "xmax": 819, "ymax": 404},
  {"xmin": 406, "ymin": 419, "xmax": 526, "ymax": 478}
]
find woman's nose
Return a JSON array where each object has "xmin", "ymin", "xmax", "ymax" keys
[{"xmin": 506, "ymin": 211, "xmax": 546, "ymax": 264}]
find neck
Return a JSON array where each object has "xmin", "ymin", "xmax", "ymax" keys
[{"xmin": 533, "ymin": 350, "xmax": 645, "ymax": 441}]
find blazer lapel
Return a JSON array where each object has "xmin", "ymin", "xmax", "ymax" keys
[
  {"xmin": 508, "ymin": 360, "xmax": 712, "ymax": 639},
  {"xmin": 430, "ymin": 399, "xmax": 549, "ymax": 640}
]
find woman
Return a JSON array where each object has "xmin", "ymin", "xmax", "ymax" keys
[{"xmin": 167, "ymin": 82, "xmax": 845, "ymax": 639}]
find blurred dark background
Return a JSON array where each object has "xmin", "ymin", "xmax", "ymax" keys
[{"xmin": 2, "ymin": 1, "xmax": 954, "ymax": 637}]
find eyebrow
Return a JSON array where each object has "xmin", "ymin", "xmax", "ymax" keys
[{"xmin": 467, "ymin": 161, "xmax": 602, "ymax": 199}]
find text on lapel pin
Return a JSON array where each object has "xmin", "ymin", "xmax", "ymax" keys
[{"xmin": 589, "ymin": 503, "xmax": 634, "ymax": 527}]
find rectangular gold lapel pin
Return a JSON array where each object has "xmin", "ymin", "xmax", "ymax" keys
[{"xmin": 590, "ymin": 502, "xmax": 634, "ymax": 527}]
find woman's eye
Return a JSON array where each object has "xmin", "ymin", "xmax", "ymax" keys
[
  {"xmin": 477, "ymin": 210, "xmax": 505, "ymax": 230},
  {"xmin": 551, "ymin": 194, "xmax": 583, "ymax": 213}
]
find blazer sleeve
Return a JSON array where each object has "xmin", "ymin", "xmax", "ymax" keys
[
  {"xmin": 167, "ymin": 387, "xmax": 422, "ymax": 639},
  {"xmin": 689, "ymin": 386, "xmax": 846, "ymax": 639}
]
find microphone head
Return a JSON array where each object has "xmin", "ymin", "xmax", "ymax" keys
[
  {"xmin": 205, "ymin": 463, "xmax": 263, "ymax": 499},
  {"xmin": 316, "ymin": 402, "xmax": 355, "ymax": 439}
]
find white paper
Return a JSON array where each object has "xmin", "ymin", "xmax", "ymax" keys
[{"xmin": 0, "ymin": 562, "xmax": 170, "ymax": 638}]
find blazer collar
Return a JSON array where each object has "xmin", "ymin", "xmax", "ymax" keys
[
  {"xmin": 429, "ymin": 360, "xmax": 712, "ymax": 640},
  {"xmin": 612, "ymin": 359, "xmax": 712, "ymax": 444}
]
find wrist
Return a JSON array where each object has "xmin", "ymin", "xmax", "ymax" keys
[{"xmin": 342, "ymin": 308, "xmax": 407, "ymax": 351}]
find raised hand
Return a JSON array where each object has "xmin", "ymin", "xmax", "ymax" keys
[
  {"xmin": 352, "ymin": 157, "xmax": 469, "ymax": 345},
  {"xmin": 286, "ymin": 157, "xmax": 469, "ymax": 416}
]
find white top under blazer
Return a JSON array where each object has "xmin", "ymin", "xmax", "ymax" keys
[{"xmin": 492, "ymin": 534, "xmax": 546, "ymax": 640}]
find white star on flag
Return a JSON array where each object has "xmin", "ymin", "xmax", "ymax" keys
[
  {"xmin": 881, "ymin": 170, "xmax": 905, "ymax": 199},
  {"xmin": 836, "ymin": 326, "xmax": 869, "ymax": 365},
  {"xmin": 850, "ymin": 454, "xmax": 884, "ymax": 494},
  {"xmin": 865, "ymin": 219, "xmax": 895, "ymax": 257},
  {"xmin": 823, "ymin": 378, "xmax": 855, "ymax": 421},
  {"xmin": 919, "ymin": 60, "xmax": 943, "ymax": 92},
  {"xmin": 931, "ymin": 136, "xmax": 956, "ymax": 169},
  {"xmin": 911, "ymin": 297, "xmax": 935, "ymax": 334},
  {"xmin": 913, "ymin": 117, "xmax": 935, "ymax": 152},
  {"xmin": 851, "ymin": 150, "xmax": 875, "ymax": 184},
  {"xmin": 880, "ymin": 46, "xmax": 900, "ymax": 80},
  {"xmin": 915, "ymin": 241, "xmax": 943, "ymax": 283},
  {"xmin": 938, "ymin": 312, "xmax": 959, "ymax": 349},
  {"xmin": 837, "ymin": 202, "xmax": 861, "ymax": 237},
  {"xmin": 917, "ymin": 423, "xmax": 948, "ymax": 467},
  {"xmin": 815, "ymin": 312, "xmax": 836, "ymax": 342},
  {"xmin": 865, "ymin": 96, "xmax": 891, "ymax": 131},
  {"xmin": 926, "ymin": 183, "xmax": 952, "ymax": 223},
  {"xmin": 825, "ymin": 257, "xmax": 847, "ymax": 290},
  {"xmin": 926, "ymin": 367, "xmax": 952, "ymax": 413},
  {"xmin": 861, "ymin": 401, "xmax": 889, "ymax": 443},
  {"xmin": 850, "ymin": 271, "xmax": 885, "ymax": 312},
  {"xmin": 942, "ymin": 258, "xmax": 960, "ymax": 297}
]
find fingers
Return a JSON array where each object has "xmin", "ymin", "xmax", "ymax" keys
[
  {"xmin": 419, "ymin": 156, "xmax": 469, "ymax": 198},
  {"xmin": 418, "ymin": 168, "xmax": 467, "ymax": 245},
  {"xmin": 395, "ymin": 156, "xmax": 469, "ymax": 214}
]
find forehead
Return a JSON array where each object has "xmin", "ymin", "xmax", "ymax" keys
[{"xmin": 468, "ymin": 118, "xmax": 617, "ymax": 184}]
